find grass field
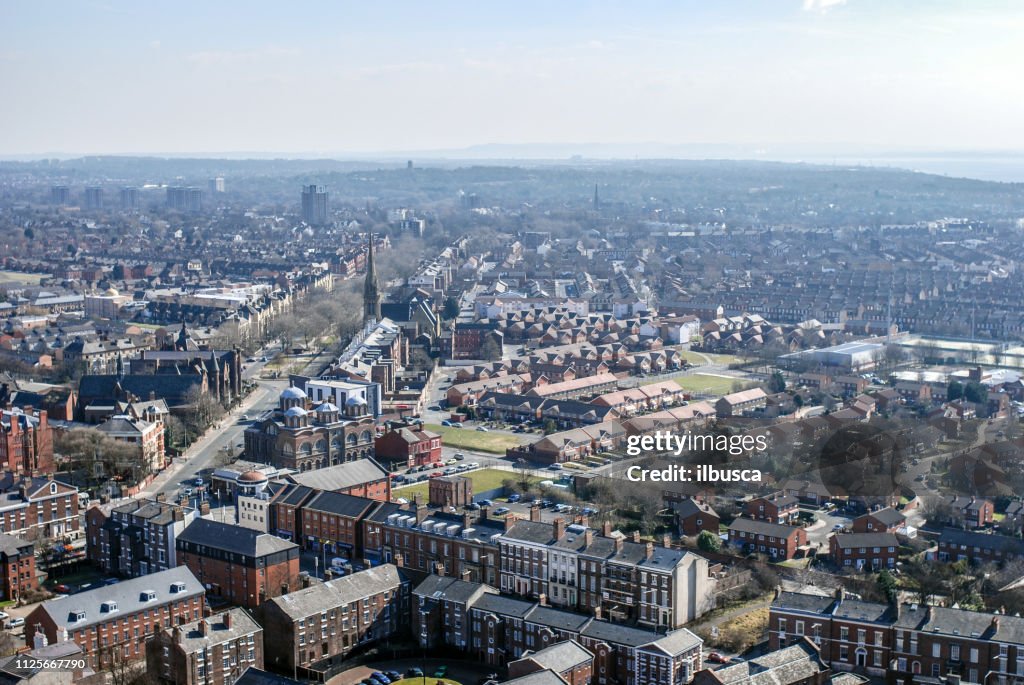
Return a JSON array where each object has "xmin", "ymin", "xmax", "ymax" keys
[
  {"xmin": 673, "ymin": 374, "xmax": 754, "ymax": 396},
  {"xmin": 679, "ymin": 350, "xmax": 746, "ymax": 366},
  {"xmin": 0, "ymin": 271, "xmax": 45, "ymax": 285},
  {"xmin": 423, "ymin": 424, "xmax": 524, "ymax": 453},
  {"xmin": 394, "ymin": 467, "xmax": 541, "ymax": 501}
]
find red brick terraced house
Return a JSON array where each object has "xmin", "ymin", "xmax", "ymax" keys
[
  {"xmin": 727, "ymin": 518, "xmax": 808, "ymax": 561},
  {"xmin": 828, "ymin": 532, "xmax": 899, "ymax": 571}
]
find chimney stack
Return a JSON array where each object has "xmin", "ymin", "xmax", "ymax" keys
[
  {"xmin": 538, "ymin": 593, "xmax": 548, "ymax": 607},
  {"xmin": 602, "ymin": 521, "xmax": 612, "ymax": 537},
  {"xmin": 662, "ymin": 534, "xmax": 672, "ymax": 548},
  {"xmin": 172, "ymin": 627, "xmax": 183, "ymax": 645},
  {"xmin": 645, "ymin": 542, "xmax": 654, "ymax": 560},
  {"xmin": 584, "ymin": 529, "xmax": 594, "ymax": 547},
  {"xmin": 416, "ymin": 505, "xmax": 428, "ymax": 524},
  {"xmin": 199, "ymin": 619, "xmax": 209, "ymax": 637},
  {"xmin": 554, "ymin": 517, "xmax": 566, "ymax": 540},
  {"xmin": 505, "ymin": 514, "xmax": 518, "ymax": 532},
  {"xmin": 223, "ymin": 611, "xmax": 232, "ymax": 629},
  {"xmin": 530, "ymin": 505, "xmax": 541, "ymax": 522},
  {"xmin": 631, "ymin": 531, "xmax": 641, "ymax": 543},
  {"xmin": 594, "ymin": 606, "xmax": 602, "ymax": 620},
  {"xmin": 614, "ymin": 536, "xmax": 624, "ymax": 552}
]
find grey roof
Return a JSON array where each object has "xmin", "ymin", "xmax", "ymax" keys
[
  {"xmin": 39, "ymin": 566, "xmax": 203, "ymax": 631},
  {"xmin": 513, "ymin": 640, "xmax": 592, "ymax": 674},
  {"xmin": 832, "ymin": 598, "xmax": 891, "ymax": 623},
  {"xmin": 471, "ymin": 592, "xmax": 535, "ymax": 619},
  {"xmin": 674, "ymin": 498, "xmax": 718, "ymax": 519},
  {"xmin": 857, "ymin": 507, "xmax": 905, "ymax": 526},
  {"xmin": 413, "ymin": 575, "xmax": 496, "ymax": 605},
  {"xmin": 729, "ymin": 518, "xmax": 802, "ymax": 538},
  {"xmin": 706, "ymin": 639, "xmax": 826, "ymax": 685},
  {"xmin": 266, "ymin": 564, "xmax": 402, "ymax": 621},
  {"xmin": 640, "ymin": 628, "xmax": 703, "ymax": 656},
  {"xmin": 286, "ymin": 458, "xmax": 387, "ymax": 491},
  {"xmin": 894, "ymin": 604, "xmax": 1024, "ymax": 644},
  {"xmin": 525, "ymin": 605, "xmax": 592, "ymax": 632},
  {"xmin": 771, "ymin": 591, "xmax": 836, "ymax": 615},
  {"xmin": 0, "ymin": 533, "xmax": 32, "ymax": 558},
  {"xmin": 831, "ymin": 532, "xmax": 899, "ymax": 549},
  {"xmin": 580, "ymin": 619, "xmax": 666, "ymax": 647},
  {"xmin": 177, "ymin": 518, "xmax": 298, "ymax": 558},
  {"xmin": 167, "ymin": 608, "xmax": 261, "ymax": 653},
  {"xmin": 501, "ymin": 670, "xmax": 569, "ymax": 685},
  {"xmin": 303, "ymin": 491, "xmax": 375, "ymax": 518},
  {"xmin": 939, "ymin": 528, "xmax": 1024, "ymax": 556}
]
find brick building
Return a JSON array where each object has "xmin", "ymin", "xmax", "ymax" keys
[
  {"xmin": 176, "ymin": 519, "xmax": 301, "ymax": 609},
  {"xmin": 747, "ymin": 493, "xmax": 800, "ymax": 525},
  {"xmin": 727, "ymin": 518, "xmax": 808, "ymax": 561},
  {"xmin": 0, "ymin": 473, "xmax": 80, "ymax": 539},
  {"xmin": 947, "ymin": 496, "xmax": 994, "ymax": 528},
  {"xmin": 412, "ymin": 575, "xmax": 496, "ymax": 650},
  {"xmin": 294, "ymin": 490, "xmax": 376, "ymax": 561},
  {"xmin": 692, "ymin": 639, "xmax": 830, "ymax": 685},
  {"xmin": 828, "ymin": 533, "xmax": 899, "ymax": 571},
  {"xmin": 934, "ymin": 528, "xmax": 1024, "ymax": 564},
  {"xmin": 672, "ymin": 499, "xmax": 719, "ymax": 538},
  {"xmin": 94, "ymin": 414, "xmax": 166, "ymax": 473},
  {"xmin": 851, "ymin": 508, "xmax": 906, "ymax": 534},
  {"xmin": 86, "ymin": 499, "xmax": 196, "ymax": 577},
  {"xmin": 24, "ymin": 567, "xmax": 206, "ymax": 669},
  {"xmin": 374, "ymin": 424, "xmax": 442, "ymax": 469},
  {"xmin": 770, "ymin": 588, "xmax": 1024, "ymax": 683},
  {"xmin": 256, "ymin": 564, "xmax": 408, "ymax": 679},
  {"xmin": 499, "ymin": 517, "xmax": 714, "ymax": 629},
  {"xmin": 0, "ymin": 408, "xmax": 53, "ymax": 474},
  {"xmin": 508, "ymin": 640, "xmax": 594, "ymax": 685},
  {"xmin": 0, "ymin": 533, "xmax": 37, "ymax": 601},
  {"xmin": 147, "ymin": 608, "xmax": 263, "ymax": 685},
  {"xmin": 283, "ymin": 459, "xmax": 391, "ymax": 502}
]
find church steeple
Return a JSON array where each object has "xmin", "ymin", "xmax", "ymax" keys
[{"xmin": 363, "ymin": 232, "xmax": 382, "ymax": 324}]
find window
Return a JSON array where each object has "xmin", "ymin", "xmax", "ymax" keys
[
  {"xmin": 839, "ymin": 646, "xmax": 849, "ymax": 662},
  {"xmin": 932, "ymin": 643, "xmax": 941, "ymax": 658}
]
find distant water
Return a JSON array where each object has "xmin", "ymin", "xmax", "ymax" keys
[{"xmin": 827, "ymin": 156, "xmax": 1024, "ymax": 184}]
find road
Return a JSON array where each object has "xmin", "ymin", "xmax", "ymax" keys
[{"xmin": 143, "ymin": 378, "xmax": 286, "ymax": 499}]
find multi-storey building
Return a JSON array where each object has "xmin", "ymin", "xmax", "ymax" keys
[
  {"xmin": 85, "ymin": 499, "xmax": 196, "ymax": 577},
  {"xmin": 374, "ymin": 424, "xmax": 442, "ymax": 469},
  {"xmin": 770, "ymin": 588, "xmax": 1024, "ymax": 684},
  {"xmin": 256, "ymin": 564, "xmax": 408, "ymax": 679},
  {"xmin": 243, "ymin": 386, "xmax": 377, "ymax": 472},
  {"xmin": 851, "ymin": 508, "xmax": 905, "ymax": 534},
  {"xmin": 366, "ymin": 503, "xmax": 505, "ymax": 585},
  {"xmin": 747, "ymin": 494, "xmax": 800, "ymax": 525},
  {"xmin": 283, "ymin": 459, "xmax": 391, "ymax": 502},
  {"xmin": 24, "ymin": 567, "xmax": 206, "ymax": 669},
  {"xmin": 828, "ymin": 533, "xmax": 899, "ymax": 571},
  {"xmin": 727, "ymin": 518, "xmax": 807, "ymax": 561},
  {"xmin": 94, "ymin": 414, "xmax": 166, "ymax": 474},
  {"xmin": 147, "ymin": 608, "xmax": 263, "ymax": 685},
  {"xmin": 0, "ymin": 533, "xmax": 36, "ymax": 601},
  {"xmin": 300, "ymin": 185, "xmax": 328, "ymax": 226},
  {"xmin": 934, "ymin": 528, "xmax": 1024, "ymax": 564},
  {"xmin": 176, "ymin": 519, "xmax": 301, "ymax": 609},
  {"xmin": 0, "ymin": 473, "xmax": 79, "ymax": 539},
  {"xmin": 508, "ymin": 640, "xmax": 594, "ymax": 685},
  {"xmin": 0, "ymin": 408, "xmax": 54, "ymax": 474},
  {"xmin": 413, "ymin": 576, "xmax": 704, "ymax": 685},
  {"xmin": 294, "ymin": 490, "xmax": 376, "ymax": 561},
  {"xmin": 499, "ymin": 516, "xmax": 714, "ymax": 629}
]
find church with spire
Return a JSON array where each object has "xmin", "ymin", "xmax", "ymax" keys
[{"xmin": 363, "ymin": 231, "xmax": 382, "ymax": 324}]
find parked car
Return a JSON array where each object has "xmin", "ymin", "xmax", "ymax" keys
[
  {"xmin": 454, "ymin": 453, "xmax": 466, "ymax": 460},
  {"xmin": 467, "ymin": 462, "xmax": 480, "ymax": 469},
  {"xmin": 430, "ymin": 471, "xmax": 443, "ymax": 478},
  {"xmin": 508, "ymin": 494, "xmax": 521, "ymax": 503},
  {"xmin": 7, "ymin": 617, "xmax": 24, "ymax": 629},
  {"xmin": 465, "ymin": 502, "xmax": 480, "ymax": 511},
  {"xmin": 478, "ymin": 499, "xmax": 494, "ymax": 507},
  {"xmin": 832, "ymin": 523, "xmax": 845, "ymax": 532},
  {"xmin": 386, "ymin": 672, "xmax": 401, "ymax": 682},
  {"xmin": 441, "ymin": 420, "xmax": 453, "ymax": 427},
  {"xmin": 445, "ymin": 458, "xmax": 458, "ymax": 465},
  {"xmin": 102, "ymin": 577, "xmax": 120, "ymax": 585},
  {"xmin": 433, "ymin": 666, "xmax": 449, "ymax": 678},
  {"xmin": 406, "ymin": 669, "xmax": 424, "ymax": 678},
  {"xmin": 494, "ymin": 507, "xmax": 510, "ymax": 515},
  {"xmin": 547, "ymin": 464, "xmax": 563, "ymax": 471},
  {"xmin": 476, "ymin": 426, "xmax": 489, "ymax": 432},
  {"xmin": 707, "ymin": 652, "xmax": 730, "ymax": 664}
]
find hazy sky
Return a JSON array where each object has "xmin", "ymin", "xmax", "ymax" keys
[{"xmin": 2, "ymin": 0, "xmax": 1023, "ymax": 156}]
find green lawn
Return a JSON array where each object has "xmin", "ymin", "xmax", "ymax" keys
[
  {"xmin": 0, "ymin": 271, "xmax": 45, "ymax": 285},
  {"xmin": 673, "ymin": 373, "xmax": 754, "ymax": 397},
  {"xmin": 679, "ymin": 350, "xmax": 746, "ymax": 366},
  {"xmin": 394, "ymin": 467, "xmax": 541, "ymax": 501},
  {"xmin": 423, "ymin": 424, "xmax": 524, "ymax": 453}
]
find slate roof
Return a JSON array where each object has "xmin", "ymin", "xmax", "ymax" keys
[
  {"xmin": 831, "ymin": 532, "xmax": 899, "ymax": 549},
  {"xmin": 857, "ymin": 507, "xmax": 905, "ymax": 526},
  {"xmin": 501, "ymin": 670, "xmax": 569, "ymax": 685},
  {"xmin": 729, "ymin": 518, "xmax": 803, "ymax": 538},
  {"xmin": 266, "ymin": 564, "xmax": 402, "ymax": 621},
  {"xmin": 640, "ymin": 628, "xmax": 703, "ymax": 656},
  {"xmin": 235, "ymin": 667, "xmax": 305, "ymax": 685},
  {"xmin": 703, "ymin": 639, "xmax": 826, "ymax": 685},
  {"xmin": 939, "ymin": 528, "xmax": 1024, "ymax": 556},
  {"xmin": 894, "ymin": 604, "xmax": 1024, "ymax": 644},
  {"xmin": 514, "ymin": 640, "xmax": 593, "ymax": 674},
  {"xmin": 285, "ymin": 459, "xmax": 388, "ymax": 491},
  {"xmin": 177, "ymin": 518, "xmax": 298, "ymax": 558},
  {"xmin": 167, "ymin": 608, "xmax": 261, "ymax": 653},
  {"xmin": 38, "ymin": 566, "xmax": 204, "ymax": 631},
  {"xmin": 525, "ymin": 605, "xmax": 592, "ymax": 632},
  {"xmin": 412, "ymin": 575, "xmax": 496, "ymax": 605},
  {"xmin": 303, "ymin": 491, "xmax": 376, "ymax": 518},
  {"xmin": 770, "ymin": 591, "xmax": 836, "ymax": 615},
  {"xmin": 470, "ymin": 592, "xmax": 535, "ymax": 619}
]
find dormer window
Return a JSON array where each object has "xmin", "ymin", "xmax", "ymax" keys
[
  {"xmin": 170, "ymin": 582, "xmax": 186, "ymax": 594},
  {"xmin": 50, "ymin": 482, "xmax": 57, "ymax": 495},
  {"xmin": 72, "ymin": 611, "xmax": 86, "ymax": 622},
  {"xmin": 101, "ymin": 601, "xmax": 117, "ymax": 613},
  {"xmin": 140, "ymin": 591, "xmax": 156, "ymax": 602}
]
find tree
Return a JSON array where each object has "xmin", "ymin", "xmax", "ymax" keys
[
  {"xmin": 442, "ymin": 296, "xmax": 460, "ymax": 320},
  {"xmin": 696, "ymin": 530, "xmax": 721, "ymax": 553},
  {"xmin": 768, "ymin": 371, "xmax": 786, "ymax": 394},
  {"xmin": 542, "ymin": 419, "xmax": 558, "ymax": 435},
  {"xmin": 479, "ymin": 337, "xmax": 502, "ymax": 361},
  {"xmin": 964, "ymin": 381, "xmax": 988, "ymax": 405},
  {"xmin": 947, "ymin": 380, "xmax": 964, "ymax": 401},
  {"xmin": 876, "ymin": 569, "xmax": 898, "ymax": 603}
]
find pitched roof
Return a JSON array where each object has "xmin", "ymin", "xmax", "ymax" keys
[
  {"xmin": 177, "ymin": 518, "xmax": 298, "ymax": 558},
  {"xmin": 38, "ymin": 566, "xmax": 204, "ymax": 631},
  {"xmin": 285, "ymin": 458, "xmax": 388, "ymax": 491},
  {"xmin": 831, "ymin": 532, "xmax": 899, "ymax": 549},
  {"xmin": 512, "ymin": 640, "xmax": 593, "ymax": 674},
  {"xmin": 265, "ymin": 564, "xmax": 402, "ymax": 620},
  {"xmin": 165, "ymin": 608, "xmax": 261, "ymax": 653}
]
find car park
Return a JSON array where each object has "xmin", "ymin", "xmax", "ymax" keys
[{"xmin": 445, "ymin": 458, "xmax": 458, "ymax": 465}]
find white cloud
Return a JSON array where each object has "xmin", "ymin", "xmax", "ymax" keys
[{"xmin": 802, "ymin": 0, "xmax": 847, "ymax": 12}]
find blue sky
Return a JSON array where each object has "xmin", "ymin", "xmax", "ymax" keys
[{"xmin": 1, "ymin": 1, "xmax": 1022, "ymax": 156}]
